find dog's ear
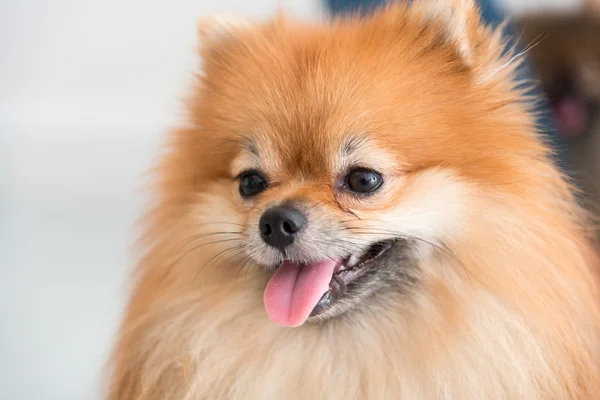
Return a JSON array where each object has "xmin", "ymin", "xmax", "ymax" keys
[
  {"xmin": 197, "ymin": 15, "xmax": 254, "ymax": 44},
  {"xmin": 411, "ymin": 0, "xmax": 483, "ymax": 64},
  {"xmin": 196, "ymin": 15, "xmax": 257, "ymax": 70},
  {"xmin": 410, "ymin": 0, "xmax": 511, "ymax": 83}
]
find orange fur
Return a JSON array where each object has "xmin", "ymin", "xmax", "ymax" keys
[{"xmin": 108, "ymin": 2, "xmax": 600, "ymax": 398}]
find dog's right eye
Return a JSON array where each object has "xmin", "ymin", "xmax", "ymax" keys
[{"xmin": 238, "ymin": 170, "xmax": 269, "ymax": 198}]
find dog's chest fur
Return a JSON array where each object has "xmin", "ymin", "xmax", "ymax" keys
[{"xmin": 148, "ymin": 271, "xmax": 573, "ymax": 400}]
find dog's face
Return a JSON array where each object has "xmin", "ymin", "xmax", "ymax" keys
[
  {"xmin": 232, "ymin": 124, "xmax": 429, "ymax": 325},
  {"xmin": 175, "ymin": 3, "xmax": 536, "ymax": 327}
]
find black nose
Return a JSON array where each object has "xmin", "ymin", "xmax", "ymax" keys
[{"xmin": 259, "ymin": 205, "xmax": 306, "ymax": 251}]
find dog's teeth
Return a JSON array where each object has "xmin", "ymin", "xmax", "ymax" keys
[
  {"xmin": 334, "ymin": 263, "xmax": 345, "ymax": 273},
  {"xmin": 347, "ymin": 255, "xmax": 360, "ymax": 267}
]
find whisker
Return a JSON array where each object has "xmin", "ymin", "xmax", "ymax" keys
[
  {"xmin": 347, "ymin": 209, "xmax": 362, "ymax": 220},
  {"xmin": 193, "ymin": 244, "xmax": 247, "ymax": 283},
  {"xmin": 158, "ymin": 231, "xmax": 246, "ymax": 284},
  {"xmin": 235, "ymin": 255, "xmax": 252, "ymax": 284},
  {"xmin": 223, "ymin": 248, "xmax": 248, "ymax": 269},
  {"xmin": 163, "ymin": 238, "xmax": 244, "ymax": 282},
  {"xmin": 176, "ymin": 231, "xmax": 245, "ymax": 253},
  {"xmin": 339, "ymin": 227, "xmax": 474, "ymax": 282},
  {"xmin": 193, "ymin": 244, "xmax": 247, "ymax": 282},
  {"xmin": 182, "ymin": 222, "xmax": 245, "ymax": 228},
  {"xmin": 242, "ymin": 256, "xmax": 255, "ymax": 281}
]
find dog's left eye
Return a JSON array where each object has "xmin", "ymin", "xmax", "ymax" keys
[{"xmin": 344, "ymin": 168, "xmax": 383, "ymax": 194}]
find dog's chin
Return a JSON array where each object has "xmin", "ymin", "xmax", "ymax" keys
[{"xmin": 264, "ymin": 239, "xmax": 419, "ymax": 324}]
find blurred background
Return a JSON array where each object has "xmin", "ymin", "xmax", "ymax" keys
[{"xmin": 0, "ymin": 0, "xmax": 597, "ymax": 399}]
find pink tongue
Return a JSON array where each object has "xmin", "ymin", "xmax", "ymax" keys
[{"xmin": 263, "ymin": 259, "xmax": 337, "ymax": 327}]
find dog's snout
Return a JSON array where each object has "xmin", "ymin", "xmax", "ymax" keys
[{"xmin": 259, "ymin": 206, "xmax": 305, "ymax": 251}]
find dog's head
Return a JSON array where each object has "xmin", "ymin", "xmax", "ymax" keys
[{"xmin": 159, "ymin": 1, "xmax": 546, "ymax": 327}]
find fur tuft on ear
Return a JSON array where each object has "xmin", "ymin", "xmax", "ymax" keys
[
  {"xmin": 198, "ymin": 15, "xmax": 253, "ymax": 43},
  {"xmin": 410, "ymin": 0, "xmax": 515, "ymax": 85},
  {"xmin": 411, "ymin": 0, "xmax": 481, "ymax": 63}
]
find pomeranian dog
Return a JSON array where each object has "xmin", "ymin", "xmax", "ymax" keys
[{"xmin": 108, "ymin": 1, "xmax": 600, "ymax": 398}]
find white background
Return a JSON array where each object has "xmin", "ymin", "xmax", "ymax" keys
[{"xmin": 0, "ymin": 0, "xmax": 583, "ymax": 399}]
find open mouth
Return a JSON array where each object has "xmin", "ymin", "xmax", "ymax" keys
[
  {"xmin": 310, "ymin": 240, "xmax": 395, "ymax": 317},
  {"xmin": 263, "ymin": 239, "xmax": 396, "ymax": 327}
]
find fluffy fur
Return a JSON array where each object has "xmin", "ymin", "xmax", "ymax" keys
[{"xmin": 108, "ymin": 2, "xmax": 600, "ymax": 398}]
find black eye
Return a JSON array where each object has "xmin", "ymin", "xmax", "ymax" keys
[
  {"xmin": 238, "ymin": 170, "xmax": 268, "ymax": 198},
  {"xmin": 344, "ymin": 168, "xmax": 383, "ymax": 194}
]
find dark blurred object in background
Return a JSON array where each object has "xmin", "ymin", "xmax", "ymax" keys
[
  {"xmin": 518, "ymin": 13, "xmax": 600, "ymax": 141},
  {"xmin": 325, "ymin": 0, "xmax": 387, "ymax": 15},
  {"xmin": 517, "ymin": 4, "xmax": 600, "ymax": 215}
]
